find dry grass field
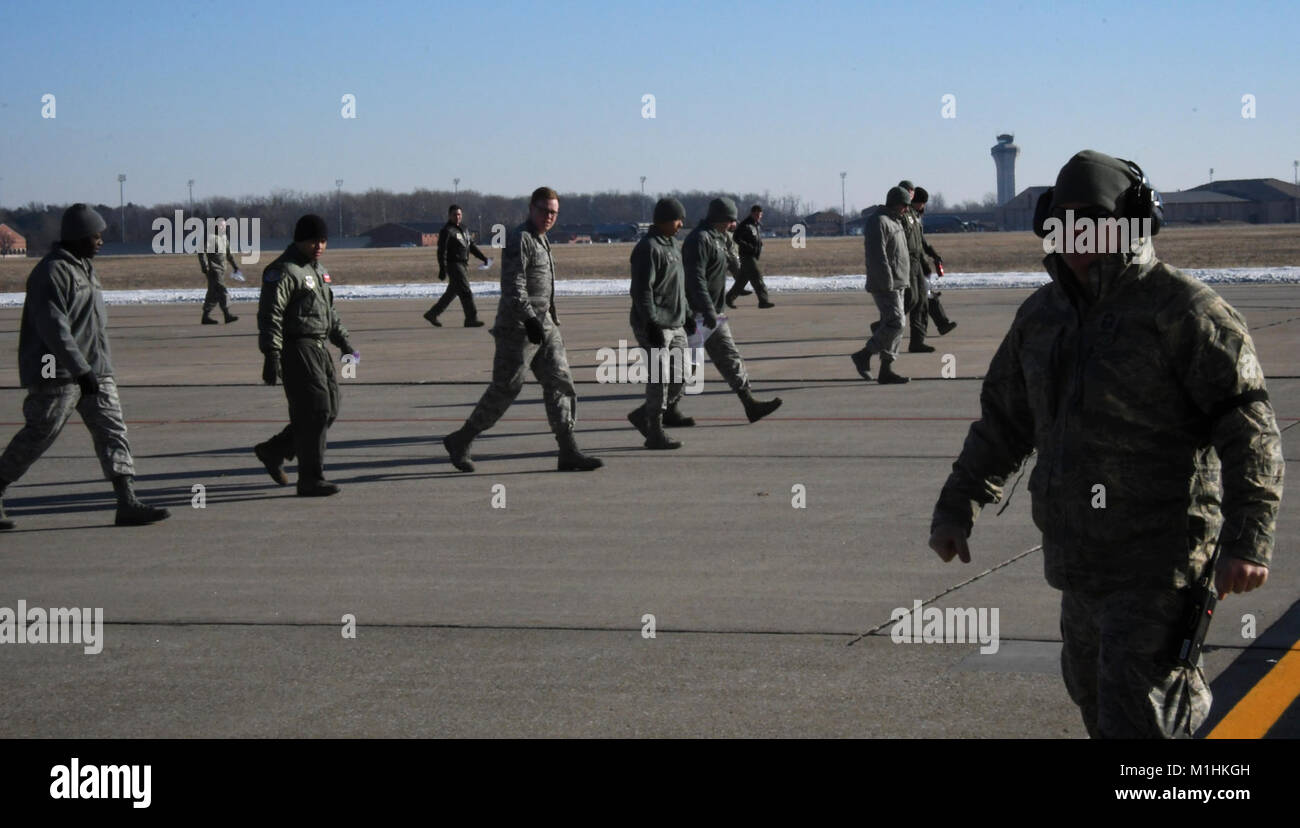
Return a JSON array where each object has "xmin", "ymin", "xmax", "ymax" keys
[{"xmin": 2, "ymin": 223, "xmax": 1297, "ymax": 293}]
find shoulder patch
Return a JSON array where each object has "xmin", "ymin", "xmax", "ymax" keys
[{"xmin": 263, "ymin": 269, "xmax": 282, "ymax": 283}]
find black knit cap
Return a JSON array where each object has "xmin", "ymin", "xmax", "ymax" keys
[
  {"xmin": 885, "ymin": 186, "xmax": 911, "ymax": 208},
  {"xmin": 60, "ymin": 203, "xmax": 107, "ymax": 241},
  {"xmin": 294, "ymin": 214, "xmax": 329, "ymax": 242},
  {"xmin": 653, "ymin": 198, "xmax": 686, "ymax": 223},
  {"xmin": 912, "ymin": 187, "xmax": 929, "ymax": 204}
]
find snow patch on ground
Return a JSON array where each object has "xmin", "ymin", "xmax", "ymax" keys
[{"xmin": 3, "ymin": 267, "xmax": 1299, "ymax": 308}]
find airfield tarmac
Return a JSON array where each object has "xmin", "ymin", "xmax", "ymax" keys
[{"xmin": 0, "ymin": 285, "xmax": 1295, "ymax": 738}]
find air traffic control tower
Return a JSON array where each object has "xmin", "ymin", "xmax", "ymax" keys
[{"xmin": 991, "ymin": 134, "xmax": 1019, "ymax": 205}]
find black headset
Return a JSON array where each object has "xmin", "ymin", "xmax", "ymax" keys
[{"xmin": 1033, "ymin": 158, "xmax": 1163, "ymax": 238}]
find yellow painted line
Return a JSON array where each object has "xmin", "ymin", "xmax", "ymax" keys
[{"xmin": 1208, "ymin": 644, "xmax": 1300, "ymax": 739}]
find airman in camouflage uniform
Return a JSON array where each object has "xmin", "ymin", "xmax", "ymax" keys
[
  {"xmin": 852, "ymin": 187, "xmax": 912, "ymax": 384},
  {"xmin": 929, "ymin": 151, "xmax": 1284, "ymax": 738},
  {"xmin": 254, "ymin": 214, "xmax": 357, "ymax": 497},
  {"xmin": 198, "ymin": 217, "xmax": 240, "ymax": 325},
  {"xmin": 0, "ymin": 204, "xmax": 170, "ymax": 529},
  {"xmin": 442, "ymin": 187, "xmax": 602, "ymax": 472},
  {"xmin": 626, "ymin": 198, "xmax": 693, "ymax": 450},
  {"xmin": 682, "ymin": 197, "xmax": 782, "ymax": 423}
]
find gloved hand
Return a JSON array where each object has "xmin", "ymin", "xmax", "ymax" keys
[
  {"xmin": 438, "ymin": 269, "xmax": 447, "ymax": 281},
  {"xmin": 262, "ymin": 351, "xmax": 281, "ymax": 386},
  {"xmin": 683, "ymin": 316, "xmax": 697, "ymax": 336},
  {"xmin": 524, "ymin": 316, "xmax": 545, "ymax": 345},
  {"xmin": 645, "ymin": 320, "xmax": 664, "ymax": 349},
  {"xmin": 700, "ymin": 308, "xmax": 718, "ymax": 329},
  {"xmin": 76, "ymin": 372, "xmax": 100, "ymax": 398}
]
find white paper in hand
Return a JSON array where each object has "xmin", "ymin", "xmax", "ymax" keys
[
  {"xmin": 231, "ymin": 269, "xmax": 246, "ymax": 282},
  {"xmin": 479, "ymin": 258, "xmax": 493, "ymax": 270},
  {"xmin": 687, "ymin": 313, "xmax": 724, "ymax": 350}
]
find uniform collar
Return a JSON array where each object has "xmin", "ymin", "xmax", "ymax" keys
[{"xmin": 1043, "ymin": 237, "xmax": 1158, "ymax": 307}]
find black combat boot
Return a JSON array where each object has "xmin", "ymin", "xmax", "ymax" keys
[
  {"xmin": 423, "ymin": 307, "xmax": 443, "ymax": 327},
  {"xmin": 908, "ymin": 341, "xmax": 935, "ymax": 353},
  {"xmin": 850, "ymin": 347, "xmax": 874, "ymax": 381},
  {"xmin": 878, "ymin": 358, "xmax": 910, "ymax": 385},
  {"xmin": 463, "ymin": 318, "xmax": 485, "ymax": 328},
  {"xmin": 443, "ymin": 424, "xmax": 479, "ymax": 472},
  {"xmin": 254, "ymin": 441, "xmax": 289, "ymax": 486},
  {"xmin": 643, "ymin": 410, "xmax": 682, "ymax": 450},
  {"xmin": 627, "ymin": 405, "xmax": 648, "ymax": 437},
  {"xmin": 662, "ymin": 402, "xmax": 695, "ymax": 427},
  {"xmin": 223, "ymin": 310, "xmax": 239, "ymax": 323},
  {"xmin": 936, "ymin": 320, "xmax": 958, "ymax": 336},
  {"xmin": 758, "ymin": 300, "xmax": 775, "ymax": 309},
  {"xmin": 201, "ymin": 314, "xmax": 218, "ymax": 325},
  {"xmin": 112, "ymin": 475, "xmax": 171, "ymax": 526},
  {"xmin": 297, "ymin": 479, "xmax": 341, "ymax": 497},
  {"xmin": 556, "ymin": 431, "xmax": 603, "ymax": 471},
  {"xmin": 737, "ymin": 387, "xmax": 782, "ymax": 423}
]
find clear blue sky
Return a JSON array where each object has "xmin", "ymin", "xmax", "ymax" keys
[{"xmin": 2, "ymin": 0, "xmax": 1297, "ymax": 212}]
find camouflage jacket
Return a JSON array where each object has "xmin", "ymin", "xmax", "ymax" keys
[
  {"xmin": 497, "ymin": 219, "xmax": 557, "ymax": 326},
  {"xmin": 18, "ymin": 245, "xmax": 114, "ymax": 385},
  {"xmin": 932, "ymin": 244, "xmax": 1284, "ymax": 591},
  {"xmin": 863, "ymin": 208, "xmax": 909, "ymax": 293},
  {"xmin": 629, "ymin": 228, "xmax": 686, "ymax": 328},
  {"xmin": 198, "ymin": 229, "xmax": 239, "ymax": 278},
  {"xmin": 257, "ymin": 245, "xmax": 353, "ymax": 355}
]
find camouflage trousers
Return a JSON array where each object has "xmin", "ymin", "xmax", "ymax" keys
[
  {"xmin": 203, "ymin": 269, "xmax": 230, "ymax": 315},
  {"xmin": 865, "ymin": 288, "xmax": 905, "ymax": 361},
  {"xmin": 468, "ymin": 318, "xmax": 576, "ymax": 435},
  {"xmin": 630, "ymin": 314, "xmax": 689, "ymax": 413},
  {"xmin": 1060, "ymin": 588, "xmax": 1211, "ymax": 739},
  {"xmin": 702, "ymin": 317, "xmax": 749, "ymax": 393},
  {"xmin": 0, "ymin": 377, "xmax": 135, "ymax": 484}
]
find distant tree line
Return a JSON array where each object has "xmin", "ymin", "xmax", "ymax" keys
[{"xmin": 0, "ymin": 187, "xmax": 824, "ymax": 252}]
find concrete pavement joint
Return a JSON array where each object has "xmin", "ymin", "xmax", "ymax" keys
[{"xmin": 846, "ymin": 544, "xmax": 1042, "ymax": 646}]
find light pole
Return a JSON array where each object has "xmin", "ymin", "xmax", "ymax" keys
[
  {"xmin": 1293, "ymin": 160, "xmax": 1298, "ymax": 223},
  {"xmin": 335, "ymin": 179, "xmax": 344, "ymax": 237},
  {"xmin": 1209, "ymin": 167, "xmax": 1214, "ymax": 184},
  {"xmin": 454, "ymin": 178, "xmax": 460, "ymax": 196},
  {"xmin": 840, "ymin": 171, "xmax": 847, "ymax": 235},
  {"xmin": 118, "ymin": 174, "xmax": 126, "ymax": 243},
  {"xmin": 187, "ymin": 179, "xmax": 194, "ymax": 212},
  {"xmin": 640, "ymin": 176, "xmax": 646, "ymax": 223}
]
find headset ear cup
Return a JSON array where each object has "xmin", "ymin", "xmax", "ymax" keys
[{"xmin": 1033, "ymin": 188, "xmax": 1054, "ymax": 238}]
